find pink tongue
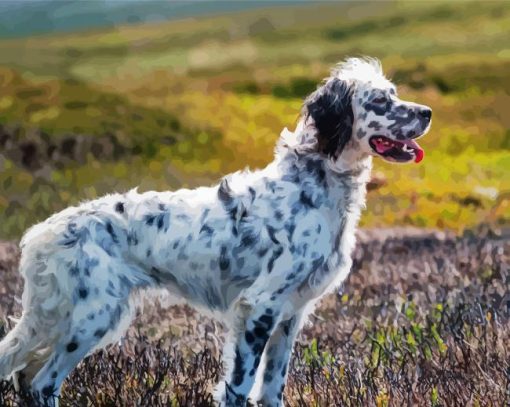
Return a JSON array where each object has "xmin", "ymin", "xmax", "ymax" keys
[
  {"xmin": 374, "ymin": 139, "xmax": 394, "ymax": 154},
  {"xmin": 402, "ymin": 139, "xmax": 425, "ymax": 163}
]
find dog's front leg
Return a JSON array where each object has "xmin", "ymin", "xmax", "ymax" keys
[
  {"xmin": 254, "ymin": 312, "xmax": 303, "ymax": 407},
  {"xmin": 216, "ymin": 299, "xmax": 279, "ymax": 407}
]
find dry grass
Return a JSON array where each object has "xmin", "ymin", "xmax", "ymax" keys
[{"xmin": 0, "ymin": 227, "xmax": 508, "ymax": 406}]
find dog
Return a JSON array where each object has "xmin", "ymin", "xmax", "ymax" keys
[{"xmin": 0, "ymin": 57, "xmax": 431, "ymax": 406}]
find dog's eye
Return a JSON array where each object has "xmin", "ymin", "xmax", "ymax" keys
[{"xmin": 372, "ymin": 97, "xmax": 387, "ymax": 104}]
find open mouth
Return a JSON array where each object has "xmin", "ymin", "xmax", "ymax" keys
[{"xmin": 369, "ymin": 135, "xmax": 424, "ymax": 163}]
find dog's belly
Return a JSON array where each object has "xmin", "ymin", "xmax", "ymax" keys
[{"xmin": 125, "ymin": 209, "xmax": 265, "ymax": 311}]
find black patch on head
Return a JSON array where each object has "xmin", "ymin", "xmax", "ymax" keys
[
  {"xmin": 66, "ymin": 341, "xmax": 78, "ymax": 352},
  {"xmin": 114, "ymin": 202, "xmax": 124, "ymax": 214},
  {"xmin": 304, "ymin": 77, "xmax": 354, "ymax": 159}
]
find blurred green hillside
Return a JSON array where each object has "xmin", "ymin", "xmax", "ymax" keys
[{"xmin": 0, "ymin": 0, "xmax": 509, "ymax": 238}]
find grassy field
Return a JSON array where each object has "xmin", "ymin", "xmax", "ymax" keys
[
  {"xmin": 0, "ymin": 1, "xmax": 509, "ymax": 238},
  {"xmin": 0, "ymin": 1, "xmax": 509, "ymax": 406},
  {"xmin": 0, "ymin": 228, "xmax": 508, "ymax": 406}
]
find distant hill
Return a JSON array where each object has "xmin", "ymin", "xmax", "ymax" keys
[{"xmin": 0, "ymin": 0, "xmax": 308, "ymax": 39}]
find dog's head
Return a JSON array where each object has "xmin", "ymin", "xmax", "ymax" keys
[{"xmin": 303, "ymin": 57, "xmax": 431, "ymax": 164}]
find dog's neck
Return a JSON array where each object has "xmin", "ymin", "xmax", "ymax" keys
[{"xmin": 276, "ymin": 121, "xmax": 373, "ymax": 181}]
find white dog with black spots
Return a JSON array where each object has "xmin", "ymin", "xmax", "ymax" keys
[{"xmin": 0, "ymin": 57, "xmax": 431, "ymax": 406}]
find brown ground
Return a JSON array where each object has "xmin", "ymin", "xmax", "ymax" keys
[{"xmin": 0, "ymin": 227, "xmax": 508, "ymax": 406}]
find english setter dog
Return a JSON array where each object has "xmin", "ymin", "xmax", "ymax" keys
[{"xmin": 0, "ymin": 57, "xmax": 431, "ymax": 406}]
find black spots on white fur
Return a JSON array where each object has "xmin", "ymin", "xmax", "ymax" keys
[
  {"xmin": 245, "ymin": 331, "xmax": 255, "ymax": 344},
  {"xmin": 69, "ymin": 256, "xmax": 99, "ymax": 278},
  {"xmin": 94, "ymin": 222, "xmax": 120, "ymax": 257},
  {"xmin": 240, "ymin": 228, "xmax": 257, "ymax": 248},
  {"xmin": 368, "ymin": 121, "xmax": 382, "ymax": 131},
  {"xmin": 267, "ymin": 246, "xmax": 284, "ymax": 274},
  {"xmin": 59, "ymin": 221, "xmax": 89, "ymax": 248},
  {"xmin": 218, "ymin": 178, "xmax": 235, "ymax": 207},
  {"xmin": 225, "ymin": 382, "xmax": 246, "ymax": 406},
  {"xmin": 259, "ymin": 314, "xmax": 273, "ymax": 327},
  {"xmin": 253, "ymin": 356, "xmax": 261, "ymax": 371},
  {"xmin": 285, "ymin": 222, "xmax": 296, "ymax": 240},
  {"xmin": 69, "ymin": 263, "xmax": 80, "ymax": 277},
  {"xmin": 78, "ymin": 287, "xmax": 88, "ymax": 300},
  {"xmin": 299, "ymin": 191, "xmax": 315, "ymax": 209},
  {"xmin": 305, "ymin": 159, "xmax": 326, "ymax": 186},
  {"xmin": 145, "ymin": 214, "xmax": 156, "ymax": 226},
  {"xmin": 83, "ymin": 257, "xmax": 99, "ymax": 277},
  {"xmin": 51, "ymin": 371, "xmax": 58, "ymax": 379},
  {"xmin": 41, "ymin": 384, "xmax": 56, "ymax": 398},
  {"xmin": 364, "ymin": 100, "xmax": 390, "ymax": 116},
  {"xmin": 105, "ymin": 221, "xmax": 118, "ymax": 243},
  {"xmin": 94, "ymin": 329, "xmax": 106, "ymax": 339},
  {"xmin": 248, "ymin": 187, "xmax": 256, "ymax": 202},
  {"xmin": 219, "ymin": 246, "xmax": 230, "ymax": 271},
  {"xmin": 232, "ymin": 348, "xmax": 245, "ymax": 387},
  {"xmin": 266, "ymin": 225, "xmax": 280, "ymax": 244},
  {"xmin": 357, "ymin": 128, "xmax": 367, "ymax": 139},
  {"xmin": 114, "ymin": 202, "xmax": 124, "ymax": 214},
  {"xmin": 199, "ymin": 223, "xmax": 214, "ymax": 237},
  {"xmin": 127, "ymin": 231, "xmax": 138, "ymax": 246},
  {"xmin": 109, "ymin": 305, "xmax": 123, "ymax": 328},
  {"xmin": 311, "ymin": 256, "xmax": 325, "ymax": 273},
  {"xmin": 258, "ymin": 246, "xmax": 269, "ymax": 258},
  {"xmin": 66, "ymin": 341, "xmax": 78, "ymax": 353},
  {"xmin": 218, "ymin": 178, "xmax": 239, "ymax": 231}
]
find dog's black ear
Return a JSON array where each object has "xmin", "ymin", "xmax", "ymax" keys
[{"xmin": 304, "ymin": 77, "xmax": 354, "ymax": 159}]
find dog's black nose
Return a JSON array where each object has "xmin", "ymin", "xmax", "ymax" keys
[{"xmin": 419, "ymin": 108, "xmax": 432, "ymax": 120}]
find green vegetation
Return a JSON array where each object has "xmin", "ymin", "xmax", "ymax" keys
[
  {"xmin": 1, "ymin": 230, "xmax": 508, "ymax": 405},
  {"xmin": 0, "ymin": 0, "xmax": 509, "ymax": 238}
]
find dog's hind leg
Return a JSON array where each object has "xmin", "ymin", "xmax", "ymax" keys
[
  {"xmin": 0, "ymin": 312, "xmax": 47, "ymax": 381},
  {"xmin": 30, "ymin": 296, "xmax": 133, "ymax": 407}
]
